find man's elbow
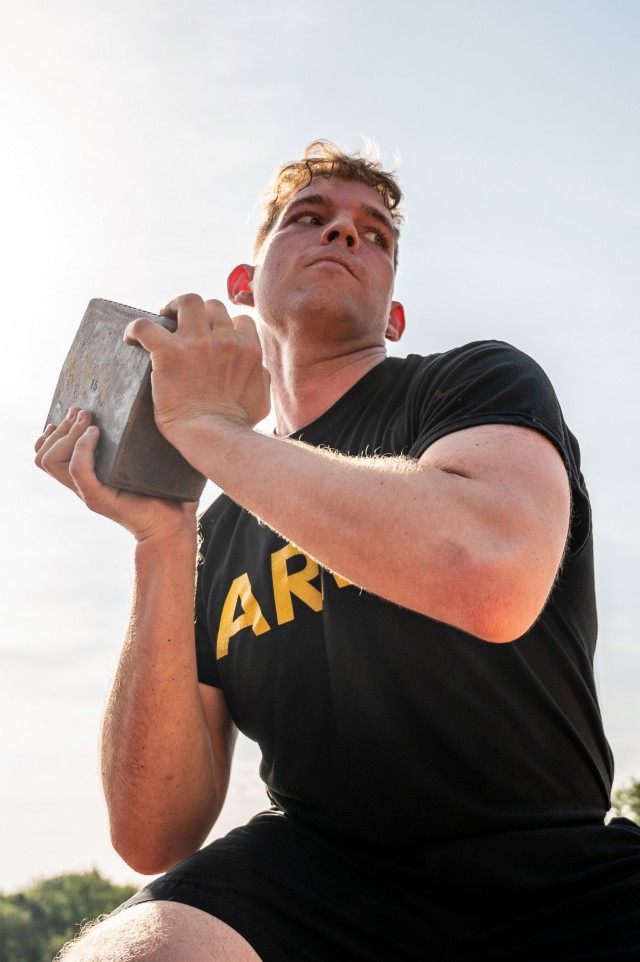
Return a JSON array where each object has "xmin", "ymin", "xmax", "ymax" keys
[
  {"xmin": 110, "ymin": 821, "xmax": 207, "ymax": 877},
  {"xmin": 111, "ymin": 830, "xmax": 176, "ymax": 877},
  {"xmin": 471, "ymin": 616, "xmax": 535, "ymax": 645},
  {"xmin": 463, "ymin": 556, "xmax": 557, "ymax": 644}
]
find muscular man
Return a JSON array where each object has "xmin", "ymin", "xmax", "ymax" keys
[{"xmin": 36, "ymin": 141, "xmax": 640, "ymax": 961}]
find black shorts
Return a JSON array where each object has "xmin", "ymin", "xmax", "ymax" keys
[{"xmin": 117, "ymin": 811, "xmax": 640, "ymax": 961}]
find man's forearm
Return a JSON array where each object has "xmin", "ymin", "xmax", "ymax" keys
[{"xmin": 101, "ymin": 529, "xmax": 228, "ymax": 874}]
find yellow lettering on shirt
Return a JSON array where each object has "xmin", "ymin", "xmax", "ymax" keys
[
  {"xmin": 271, "ymin": 544, "xmax": 324, "ymax": 625},
  {"xmin": 216, "ymin": 573, "xmax": 271, "ymax": 659}
]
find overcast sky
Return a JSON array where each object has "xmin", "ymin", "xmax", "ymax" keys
[{"xmin": 1, "ymin": 0, "xmax": 638, "ymax": 893}]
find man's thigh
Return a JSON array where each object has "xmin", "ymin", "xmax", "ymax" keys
[{"xmin": 55, "ymin": 900, "xmax": 262, "ymax": 962}]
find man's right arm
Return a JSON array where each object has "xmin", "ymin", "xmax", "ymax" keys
[
  {"xmin": 35, "ymin": 408, "xmax": 235, "ymax": 875},
  {"xmin": 100, "ymin": 529, "xmax": 236, "ymax": 874}
]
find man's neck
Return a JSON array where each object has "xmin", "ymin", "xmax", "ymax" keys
[{"xmin": 260, "ymin": 334, "xmax": 388, "ymax": 436}]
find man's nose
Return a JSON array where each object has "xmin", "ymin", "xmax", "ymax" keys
[{"xmin": 321, "ymin": 216, "xmax": 359, "ymax": 251}]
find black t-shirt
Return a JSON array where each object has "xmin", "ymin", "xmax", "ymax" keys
[{"xmin": 195, "ymin": 341, "xmax": 613, "ymax": 850}]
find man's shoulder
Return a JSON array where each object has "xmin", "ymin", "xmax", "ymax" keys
[
  {"xmin": 394, "ymin": 339, "xmax": 552, "ymax": 396},
  {"xmin": 402, "ymin": 338, "xmax": 542, "ymax": 370}
]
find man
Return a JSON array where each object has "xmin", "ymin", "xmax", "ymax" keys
[{"xmin": 36, "ymin": 141, "xmax": 640, "ymax": 961}]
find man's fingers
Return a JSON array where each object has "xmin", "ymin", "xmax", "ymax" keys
[
  {"xmin": 38, "ymin": 411, "xmax": 111, "ymax": 507},
  {"xmin": 35, "ymin": 407, "xmax": 81, "ymax": 464},
  {"xmin": 161, "ymin": 294, "xmax": 236, "ymax": 331},
  {"xmin": 35, "ymin": 409, "xmax": 98, "ymax": 496},
  {"xmin": 125, "ymin": 294, "xmax": 237, "ymax": 353},
  {"xmin": 159, "ymin": 292, "xmax": 204, "ymax": 320},
  {"xmin": 159, "ymin": 293, "xmax": 215, "ymax": 330},
  {"xmin": 35, "ymin": 423, "xmax": 59, "ymax": 454},
  {"xmin": 232, "ymin": 313, "xmax": 261, "ymax": 345},
  {"xmin": 123, "ymin": 316, "xmax": 172, "ymax": 349},
  {"xmin": 203, "ymin": 299, "xmax": 234, "ymax": 331},
  {"xmin": 67, "ymin": 423, "xmax": 107, "ymax": 501}
]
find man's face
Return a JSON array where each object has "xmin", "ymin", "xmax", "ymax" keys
[{"xmin": 251, "ymin": 177, "xmax": 398, "ymax": 345}]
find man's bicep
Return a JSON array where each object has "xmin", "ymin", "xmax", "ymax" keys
[
  {"xmin": 418, "ymin": 423, "xmax": 572, "ymax": 640},
  {"xmin": 421, "ymin": 421, "xmax": 564, "ymax": 485},
  {"xmin": 419, "ymin": 422, "xmax": 570, "ymax": 512}
]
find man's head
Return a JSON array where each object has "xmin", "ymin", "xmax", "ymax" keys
[
  {"xmin": 228, "ymin": 139, "xmax": 406, "ymax": 348},
  {"xmin": 254, "ymin": 139, "xmax": 404, "ymax": 271}
]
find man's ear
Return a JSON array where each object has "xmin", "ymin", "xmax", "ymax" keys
[
  {"xmin": 227, "ymin": 264, "xmax": 255, "ymax": 307},
  {"xmin": 385, "ymin": 301, "xmax": 406, "ymax": 342}
]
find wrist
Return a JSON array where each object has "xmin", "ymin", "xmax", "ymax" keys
[
  {"xmin": 165, "ymin": 414, "xmax": 254, "ymax": 476},
  {"xmin": 134, "ymin": 513, "xmax": 199, "ymax": 556}
]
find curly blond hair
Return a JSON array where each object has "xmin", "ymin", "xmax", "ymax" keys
[{"xmin": 254, "ymin": 139, "xmax": 404, "ymax": 269}]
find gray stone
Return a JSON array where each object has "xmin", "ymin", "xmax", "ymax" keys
[{"xmin": 45, "ymin": 298, "xmax": 207, "ymax": 502}]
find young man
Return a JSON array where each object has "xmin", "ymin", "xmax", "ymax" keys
[{"xmin": 36, "ymin": 141, "xmax": 640, "ymax": 961}]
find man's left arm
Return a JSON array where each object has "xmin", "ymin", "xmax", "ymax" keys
[
  {"xmin": 124, "ymin": 295, "xmax": 570, "ymax": 644},
  {"xmin": 180, "ymin": 419, "xmax": 570, "ymax": 644}
]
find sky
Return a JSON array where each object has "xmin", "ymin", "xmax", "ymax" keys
[{"xmin": 0, "ymin": 0, "xmax": 639, "ymax": 893}]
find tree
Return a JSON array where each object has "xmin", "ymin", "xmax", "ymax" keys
[
  {"xmin": 0, "ymin": 870, "xmax": 137, "ymax": 962},
  {"xmin": 610, "ymin": 778, "xmax": 640, "ymax": 826},
  {"xmin": 0, "ymin": 898, "xmax": 41, "ymax": 962}
]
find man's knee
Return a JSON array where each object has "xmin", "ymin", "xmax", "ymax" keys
[{"xmin": 54, "ymin": 900, "xmax": 262, "ymax": 962}]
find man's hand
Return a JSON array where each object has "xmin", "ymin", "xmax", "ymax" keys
[
  {"xmin": 35, "ymin": 407, "xmax": 197, "ymax": 544},
  {"xmin": 123, "ymin": 294, "xmax": 271, "ymax": 452}
]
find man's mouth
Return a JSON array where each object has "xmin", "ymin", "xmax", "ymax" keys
[{"xmin": 308, "ymin": 255, "xmax": 356, "ymax": 278}]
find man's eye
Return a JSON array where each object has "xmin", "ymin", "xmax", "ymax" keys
[
  {"xmin": 362, "ymin": 228, "xmax": 388, "ymax": 248},
  {"xmin": 295, "ymin": 213, "xmax": 322, "ymax": 225}
]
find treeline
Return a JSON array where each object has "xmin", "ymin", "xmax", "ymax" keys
[{"xmin": 0, "ymin": 870, "xmax": 136, "ymax": 962}]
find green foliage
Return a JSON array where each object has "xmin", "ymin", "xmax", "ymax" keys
[
  {"xmin": 0, "ymin": 870, "xmax": 137, "ymax": 962},
  {"xmin": 610, "ymin": 777, "xmax": 640, "ymax": 826}
]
